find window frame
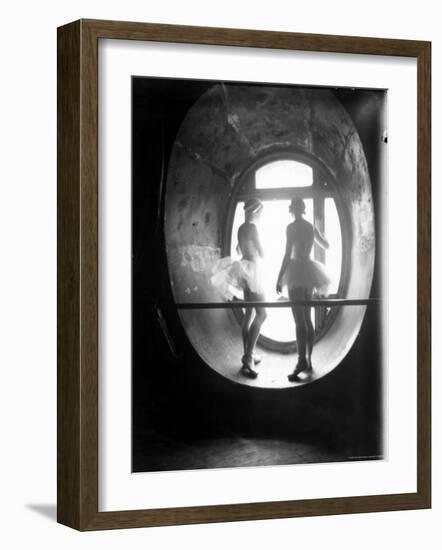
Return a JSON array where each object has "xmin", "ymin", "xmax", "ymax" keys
[{"xmin": 223, "ymin": 149, "xmax": 352, "ymax": 353}]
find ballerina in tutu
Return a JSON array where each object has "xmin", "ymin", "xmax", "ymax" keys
[
  {"xmin": 276, "ymin": 197, "xmax": 332, "ymax": 381},
  {"xmin": 211, "ymin": 199, "xmax": 267, "ymax": 378}
]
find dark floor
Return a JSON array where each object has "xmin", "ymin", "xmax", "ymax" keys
[{"xmin": 132, "ymin": 427, "xmax": 383, "ymax": 473}]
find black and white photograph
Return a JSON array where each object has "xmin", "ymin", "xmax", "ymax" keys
[
  {"xmin": 132, "ymin": 77, "xmax": 386, "ymax": 473},
  {"xmin": 2, "ymin": 0, "xmax": 437, "ymax": 544}
]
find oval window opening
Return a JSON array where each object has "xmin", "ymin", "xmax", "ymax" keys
[{"xmin": 164, "ymin": 85, "xmax": 376, "ymax": 389}]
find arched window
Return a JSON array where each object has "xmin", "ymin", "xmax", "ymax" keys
[{"xmin": 227, "ymin": 155, "xmax": 344, "ymax": 351}]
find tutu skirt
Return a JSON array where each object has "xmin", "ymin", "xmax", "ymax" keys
[
  {"xmin": 210, "ymin": 256, "xmax": 265, "ymax": 300},
  {"xmin": 283, "ymin": 258, "xmax": 332, "ymax": 294}
]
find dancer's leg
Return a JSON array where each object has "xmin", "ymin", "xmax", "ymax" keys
[
  {"xmin": 288, "ymin": 288, "xmax": 309, "ymax": 381},
  {"xmin": 290, "ymin": 287, "xmax": 308, "ymax": 363},
  {"xmin": 241, "ymin": 307, "xmax": 254, "ymax": 354},
  {"xmin": 245, "ymin": 306, "xmax": 267, "ymax": 359},
  {"xmin": 241, "ymin": 291, "xmax": 266, "ymax": 378}
]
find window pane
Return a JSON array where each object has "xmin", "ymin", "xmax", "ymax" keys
[
  {"xmin": 255, "ymin": 160, "xmax": 313, "ymax": 189},
  {"xmin": 231, "ymin": 199, "xmax": 314, "ymax": 343}
]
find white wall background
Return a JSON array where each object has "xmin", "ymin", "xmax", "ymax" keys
[{"xmin": 0, "ymin": 1, "xmax": 439, "ymax": 547}]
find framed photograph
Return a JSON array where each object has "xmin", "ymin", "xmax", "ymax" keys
[{"xmin": 57, "ymin": 19, "xmax": 431, "ymax": 530}]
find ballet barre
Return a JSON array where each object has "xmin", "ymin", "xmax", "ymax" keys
[{"xmin": 175, "ymin": 298, "xmax": 381, "ymax": 309}]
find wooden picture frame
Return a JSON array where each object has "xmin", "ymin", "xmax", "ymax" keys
[{"xmin": 57, "ymin": 18, "xmax": 431, "ymax": 530}]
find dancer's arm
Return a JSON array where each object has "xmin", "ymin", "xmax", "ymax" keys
[
  {"xmin": 276, "ymin": 226, "xmax": 292, "ymax": 293},
  {"xmin": 313, "ymin": 226, "xmax": 330, "ymax": 250}
]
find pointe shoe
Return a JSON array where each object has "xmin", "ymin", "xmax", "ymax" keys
[
  {"xmin": 241, "ymin": 355, "xmax": 258, "ymax": 379},
  {"xmin": 288, "ymin": 359, "xmax": 309, "ymax": 382}
]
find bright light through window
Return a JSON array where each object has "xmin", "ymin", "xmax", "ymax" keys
[
  {"xmin": 230, "ymin": 197, "xmax": 342, "ymax": 344},
  {"xmin": 231, "ymin": 200, "xmax": 313, "ymax": 343},
  {"xmin": 255, "ymin": 160, "xmax": 313, "ymax": 189},
  {"xmin": 324, "ymin": 198, "xmax": 342, "ymax": 294}
]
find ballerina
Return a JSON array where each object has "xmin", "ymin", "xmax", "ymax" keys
[
  {"xmin": 209, "ymin": 198, "xmax": 267, "ymax": 378},
  {"xmin": 276, "ymin": 197, "xmax": 331, "ymax": 381}
]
